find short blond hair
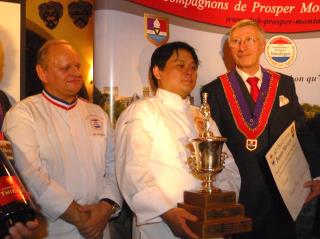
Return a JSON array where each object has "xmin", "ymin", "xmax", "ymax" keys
[{"xmin": 228, "ymin": 19, "xmax": 265, "ymax": 42}]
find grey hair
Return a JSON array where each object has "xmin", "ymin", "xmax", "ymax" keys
[
  {"xmin": 36, "ymin": 39, "xmax": 72, "ymax": 69},
  {"xmin": 228, "ymin": 19, "xmax": 266, "ymax": 43}
]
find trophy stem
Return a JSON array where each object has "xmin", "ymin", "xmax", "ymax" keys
[{"xmin": 201, "ymin": 174, "xmax": 221, "ymax": 193}]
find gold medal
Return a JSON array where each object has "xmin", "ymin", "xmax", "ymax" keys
[{"xmin": 246, "ymin": 139, "xmax": 257, "ymax": 151}]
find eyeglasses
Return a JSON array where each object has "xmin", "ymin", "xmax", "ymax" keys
[{"xmin": 229, "ymin": 36, "xmax": 258, "ymax": 48}]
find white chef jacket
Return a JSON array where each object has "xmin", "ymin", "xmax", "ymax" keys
[
  {"xmin": 115, "ymin": 89, "xmax": 240, "ymax": 239},
  {"xmin": 2, "ymin": 91, "xmax": 122, "ymax": 239}
]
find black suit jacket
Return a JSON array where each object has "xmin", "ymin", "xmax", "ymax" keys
[
  {"xmin": 0, "ymin": 90, "xmax": 11, "ymax": 114},
  {"xmin": 0, "ymin": 90, "xmax": 12, "ymax": 129},
  {"xmin": 201, "ymin": 69, "xmax": 320, "ymax": 236}
]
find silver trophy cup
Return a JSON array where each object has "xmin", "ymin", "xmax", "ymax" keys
[
  {"xmin": 181, "ymin": 93, "xmax": 252, "ymax": 238},
  {"xmin": 188, "ymin": 92, "xmax": 227, "ymax": 193}
]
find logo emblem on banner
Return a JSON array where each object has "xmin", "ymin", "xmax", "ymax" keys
[
  {"xmin": 144, "ymin": 14, "xmax": 169, "ymax": 46},
  {"xmin": 265, "ymin": 36, "xmax": 297, "ymax": 69}
]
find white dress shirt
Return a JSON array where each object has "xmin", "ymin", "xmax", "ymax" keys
[{"xmin": 236, "ymin": 66, "xmax": 263, "ymax": 91}]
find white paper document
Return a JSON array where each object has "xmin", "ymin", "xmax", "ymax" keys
[{"xmin": 266, "ymin": 122, "xmax": 311, "ymax": 220}]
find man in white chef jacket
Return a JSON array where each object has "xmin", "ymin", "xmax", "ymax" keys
[
  {"xmin": 115, "ymin": 41, "xmax": 240, "ymax": 239},
  {"xmin": 2, "ymin": 39, "xmax": 122, "ymax": 239}
]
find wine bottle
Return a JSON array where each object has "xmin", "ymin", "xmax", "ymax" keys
[{"xmin": 0, "ymin": 145, "xmax": 36, "ymax": 238}]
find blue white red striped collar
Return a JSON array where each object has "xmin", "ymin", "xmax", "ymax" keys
[{"xmin": 42, "ymin": 90, "xmax": 78, "ymax": 110}]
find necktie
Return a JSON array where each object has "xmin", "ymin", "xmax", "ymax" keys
[{"xmin": 246, "ymin": 77, "xmax": 260, "ymax": 102}]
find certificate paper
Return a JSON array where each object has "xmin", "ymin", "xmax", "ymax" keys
[{"xmin": 266, "ymin": 122, "xmax": 311, "ymax": 220}]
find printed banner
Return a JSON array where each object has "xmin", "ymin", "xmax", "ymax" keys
[{"xmin": 129, "ymin": 0, "xmax": 320, "ymax": 33}]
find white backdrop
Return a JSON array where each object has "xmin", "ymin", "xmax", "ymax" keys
[{"xmin": 94, "ymin": 2, "xmax": 320, "ymax": 107}]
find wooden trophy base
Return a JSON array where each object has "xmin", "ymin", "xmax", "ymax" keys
[{"xmin": 178, "ymin": 190, "xmax": 252, "ymax": 238}]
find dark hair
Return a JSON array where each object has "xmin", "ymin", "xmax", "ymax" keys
[{"xmin": 149, "ymin": 41, "xmax": 199, "ymax": 88}]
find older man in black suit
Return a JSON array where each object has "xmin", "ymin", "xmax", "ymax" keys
[{"xmin": 201, "ymin": 19, "xmax": 320, "ymax": 239}]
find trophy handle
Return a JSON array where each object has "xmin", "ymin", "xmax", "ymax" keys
[
  {"xmin": 187, "ymin": 153, "xmax": 202, "ymax": 180},
  {"xmin": 187, "ymin": 153, "xmax": 197, "ymax": 170},
  {"xmin": 221, "ymin": 152, "xmax": 228, "ymax": 168}
]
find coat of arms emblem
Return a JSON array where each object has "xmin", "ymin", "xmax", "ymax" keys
[{"xmin": 144, "ymin": 14, "xmax": 169, "ymax": 46}]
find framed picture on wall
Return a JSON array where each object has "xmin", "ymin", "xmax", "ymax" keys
[{"xmin": 0, "ymin": 0, "xmax": 25, "ymax": 104}]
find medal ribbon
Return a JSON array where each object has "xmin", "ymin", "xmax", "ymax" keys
[{"xmin": 220, "ymin": 69, "xmax": 280, "ymax": 141}]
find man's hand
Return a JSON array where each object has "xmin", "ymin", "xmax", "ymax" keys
[
  {"xmin": 161, "ymin": 208, "xmax": 199, "ymax": 239},
  {"xmin": 304, "ymin": 179, "xmax": 320, "ymax": 203},
  {"xmin": 5, "ymin": 219, "xmax": 39, "ymax": 239},
  {"xmin": 60, "ymin": 201, "xmax": 90, "ymax": 233},
  {"xmin": 77, "ymin": 201, "xmax": 113, "ymax": 239}
]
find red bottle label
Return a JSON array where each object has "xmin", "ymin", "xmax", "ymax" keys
[{"xmin": 0, "ymin": 176, "xmax": 30, "ymax": 206}]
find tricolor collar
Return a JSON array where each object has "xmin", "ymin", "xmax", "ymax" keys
[{"xmin": 42, "ymin": 90, "xmax": 78, "ymax": 110}]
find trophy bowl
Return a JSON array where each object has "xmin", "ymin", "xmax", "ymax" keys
[{"xmin": 188, "ymin": 136, "xmax": 227, "ymax": 193}]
